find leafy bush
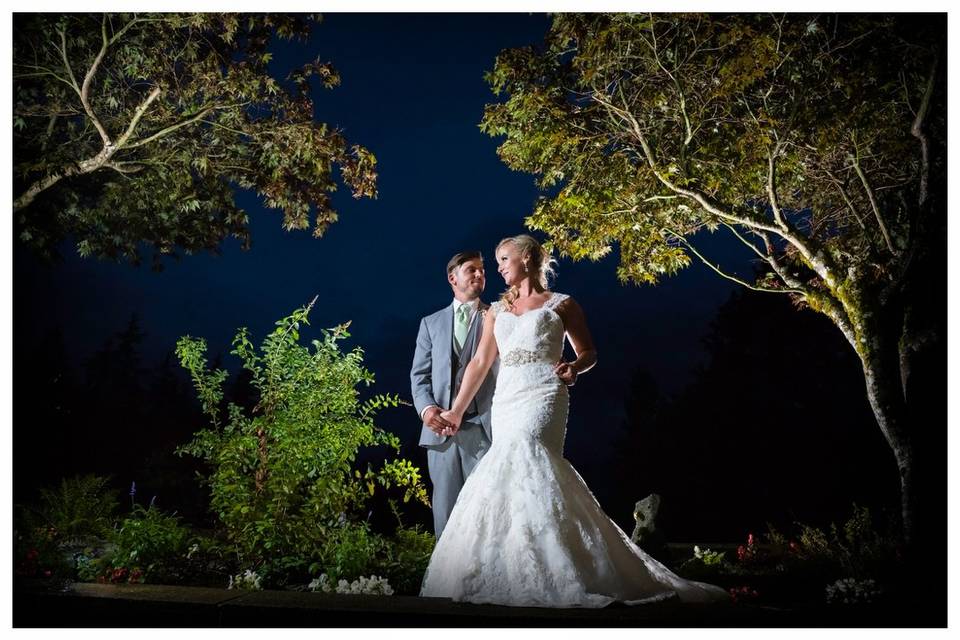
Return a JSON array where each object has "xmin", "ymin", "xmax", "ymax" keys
[
  {"xmin": 100, "ymin": 503, "xmax": 192, "ymax": 583},
  {"xmin": 14, "ymin": 474, "xmax": 120, "ymax": 578},
  {"xmin": 792, "ymin": 504, "xmax": 902, "ymax": 583},
  {"xmin": 317, "ymin": 522, "xmax": 385, "ymax": 582},
  {"xmin": 20, "ymin": 474, "xmax": 118, "ymax": 543},
  {"xmin": 175, "ymin": 299, "xmax": 431, "ymax": 586},
  {"xmin": 382, "ymin": 526, "xmax": 435, "ymax": 595}
]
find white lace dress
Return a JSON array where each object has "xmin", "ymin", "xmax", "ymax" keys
[{"xmin": 419, "ymin": 293, "xmax": 728, "ymax": 607}]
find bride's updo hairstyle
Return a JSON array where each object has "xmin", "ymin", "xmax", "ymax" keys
[{"xmin": 496, "ymin": 234, "xmax": 557, "ymax": 310}]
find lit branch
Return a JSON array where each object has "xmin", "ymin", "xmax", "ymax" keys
[
  {"xmin": 123, "ymin": 106, "xmax": 215, "ymax": 149},
  {"xmin": 665, "ymin": 229, "xmax": 805, "ymax": 294},
  {"xmin": 825, "ymin": 169, "xmax": 867, "ymax": 230},
  {"xmin": 766, "ymin": 147, "xmax": 790, "ymax": 231},
  {"xmin": 911, "ymin": 49, "xmax": 938, "ymax": 207},
  {"xmin": 114, "ymin": 86, "xmax": 163, "ymax": 148},
  {"xmin": 851, "ymin": 149, "xmax": 896, "ymax": 254}
]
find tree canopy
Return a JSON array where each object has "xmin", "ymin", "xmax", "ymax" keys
[
  {"xmin": 14, "ymin": 13, "xmax": 377, "ymax": 265},
  {"xmin": 482, "ymin": 14, "xmax": 942, "ymax": 295}
]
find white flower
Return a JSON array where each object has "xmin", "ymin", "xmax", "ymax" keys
[
  {"xmin": 229, "ymin": 569, "xmax": 263, "ymax": 590},
  {"xmin": 326, "ymin": 574, "xmax": 395, "ymax": 596},
  {"xmin": 825, "ymin": 577, "xmax": 880, "ymax": 604},
  {"xmin": 308, "ymin": 574, "xmax": 332, "ymax": 593}
]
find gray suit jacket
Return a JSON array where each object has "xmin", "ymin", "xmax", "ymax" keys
[{"xmin": 411, "ymin": 301, "xmax": 497, "ymax": 446}]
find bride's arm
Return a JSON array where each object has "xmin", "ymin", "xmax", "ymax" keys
[
  {"xmin": 555, "ymin": 297, "xmax": 597, "ymax": 385},
  {"xmin": 441, "ymin": 307, "xmax": 499, "ymax": 428}
]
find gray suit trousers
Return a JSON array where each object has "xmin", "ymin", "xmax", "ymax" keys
[{"xmin": 425, "ymin": 420, "xmax": 490, "ymax": 539}]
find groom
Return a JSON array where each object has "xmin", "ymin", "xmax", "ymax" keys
[{"xmin": 411, "ymin": 251, "xmax": 497, "ymax": 538}]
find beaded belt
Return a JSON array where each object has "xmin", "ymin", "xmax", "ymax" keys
[{"xmin": 501, "ymin": 348, "xmax": 547, "ymax": 367}]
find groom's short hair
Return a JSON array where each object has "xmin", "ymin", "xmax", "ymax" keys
[{"xmin": 446, "ymin": 251, "xmax": 483, "ymax": 276}]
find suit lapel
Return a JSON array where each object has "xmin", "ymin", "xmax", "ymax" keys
[{"xmin": 439, "ymin": 303, "xmax": 454, "ymax": 358}]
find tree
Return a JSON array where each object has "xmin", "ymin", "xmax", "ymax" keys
[
  {"xmin": 481, "ymin": 14, "xmax": 945, "ymax": 546},
  {"xmin": 13, "ymin": 13, "xmax": 377, "ymax": 265}
]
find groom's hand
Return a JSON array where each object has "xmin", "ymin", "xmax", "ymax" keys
[
  {"xmin": 423, "ymin": 406, "xmax": 452, "ymax": 434},
  {"xmin": 439, "ymin": 410, "xmax": 462, "ymax": 437}
]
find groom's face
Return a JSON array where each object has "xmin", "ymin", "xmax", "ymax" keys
[{"xmin": 449, "ymin": 258, "xmax": 486, "ymax": 300}]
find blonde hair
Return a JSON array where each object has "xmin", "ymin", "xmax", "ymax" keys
[{"xmin": 496, "ymin": 234, "xmax": 556, "ymax": 309}]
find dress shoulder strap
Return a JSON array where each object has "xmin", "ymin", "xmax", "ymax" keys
[{"xmin": 544, "ymin": 292, "xmax": 570, "ymax": 310}]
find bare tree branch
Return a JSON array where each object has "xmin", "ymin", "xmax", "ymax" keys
[
  {"xmin": 825, "ymin": 169, "xmax": 867, "ymax": 229},
  {"xmin": 58, "ymin": 25, "xmax": 111, "ymax": 147},
  {"xmin": 123, "ymin": 106, "xmax": 215, "ymax": 149},
  {"xmin": 911, "ymin": 49, "xmax": 938, "ymax": 208},
  {"xmin": 114, "ymin": 86, "xmax": 163, "ymax": 149},
  {"xmin": 851, "ymin": 148, "xmax": 896, "ymax": 254},
  {"xmin": 665, "ymin": 228, "xmax": 805, "ymax": 294}
]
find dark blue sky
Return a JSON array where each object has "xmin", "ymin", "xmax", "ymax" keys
[{"xmin": 15, "ymin": 13, "xmax": 756, "ymax": 502}]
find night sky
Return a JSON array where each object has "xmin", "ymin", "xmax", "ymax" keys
[{"xmin": 14, "ymin": 13, "xmax": 888, "ymax": 538}]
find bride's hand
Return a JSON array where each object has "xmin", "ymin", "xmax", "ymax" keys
[
  {"xmin": 554, "ymin": 360, "xmax": 578, "ymax": 386},
  {"xmin": 439, "ymin": 410, "xmax": 462, "ymax": 436}
]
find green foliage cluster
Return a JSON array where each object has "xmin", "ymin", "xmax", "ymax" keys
[
  {"xmin": 676, "ymin": 545, "xmax": 729, "ymax": 582},
  {"xmin": 26, "ymin": 474, "xmax": 119, "ymax": 543},
  {"xmin": 14, "ymin": 474, "xmax": 119, "ymax": 578},
  {"xmin": 175, "ymin": 298, "xmax": 431, "ymax": 586},
  {"xmin": 788, "ymin": 505, "xmax": 903, "ymax": 583},
  {"xmin": 14, "ymin": 14, "xmax": 377, "ymax": 265},
  {"xmin": 15, "ymin": 474, "xmax": 225, "ymax": 585},
  {"xmin": 675, "ymin": 505, "xmax": 903, "ymax": 601},
  {"xmin": 104, "ymin": 504, "xmax": 192, "ymax": 583},
  {"xmin": 14, "ymin": 302, "xmax": 433, "ymax": 592}
]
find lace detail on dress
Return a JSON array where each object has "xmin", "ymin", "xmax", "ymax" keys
[
  {"xmin": 420, "ymin": 291, "xmax": 728, "ymax": 608},
  {"xmin": 543, "ymin": 292, "xmax": 569, "ymax": 311}
]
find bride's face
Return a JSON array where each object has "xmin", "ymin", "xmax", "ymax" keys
[{"xmin": 496, "ymin": 243, "xmax": 527, "ymax": 287}]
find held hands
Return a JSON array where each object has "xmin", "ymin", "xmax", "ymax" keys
[
  {"xmin": 438, "ymin": 410, "xmax": 463, "ymax": 437},
  {"xmin": 423, "ymin": 406, "xmax": 452, "ymax": 435},
  {"xmin": 554, "ymin": 360, "xmax": 578, "ymax": 386}
]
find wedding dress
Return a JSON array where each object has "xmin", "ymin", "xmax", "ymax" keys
[{"xmin": 420, "ymin": 292, "xmax": 728, "ymax": 608}]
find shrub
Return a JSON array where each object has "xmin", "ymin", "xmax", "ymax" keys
[
  {"xmin": 792, "ymin": 504, "xmax": 902, "ymax": 583},
  {"xmin": 18, "ymin": 474, "xmax": 118, "ymax": 543},
  {"xmin": 175, "ymin": 298, "xmax": 431, "ymax": 586},
  {"xmin": 381, "ymin": 525, "xmax": 435, "ymax": 595},
  {"xmin": 98, "ymin": 503, "xmax": 192, "ymax": 583},
  {"xmin": 14, "ymin": 474, "xmax": 120, "ymax": 579}
]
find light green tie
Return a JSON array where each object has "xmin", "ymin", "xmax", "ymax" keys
[{"xmin": 455, "ymin": 304, "xmax": 470, "ymax": 352}]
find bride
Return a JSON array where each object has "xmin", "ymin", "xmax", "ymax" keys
[{"xmin": 419, "ymin": 234, "xmax": 728, "ymax": 608}]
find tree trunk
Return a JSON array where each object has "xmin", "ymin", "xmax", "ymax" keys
[{"xmin": 856, "ymin": 314, "xmax": 915, "ymax": 545}]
